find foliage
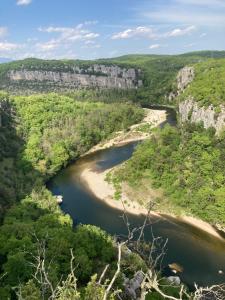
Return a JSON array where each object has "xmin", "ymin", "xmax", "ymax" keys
[
  {"xmin": 0, "ymin": 91, "xmax": 145, "ymax": 298},
  {"xmin": 13, "ymin": 93, "xmax": 143, "ymax": 176},
  {"xmin": 0, "ymin": 188, "xmax": 116, "ymax": 298},
  {"xmin": 1, "ymin": 51, "xmax": 225, "ymax": 105},
  {"xmin": 112, "ymin": 124, "xmax": 225, "ymax": 225},
  {"xmin": 179, "ymin": 58, "xmax": 225, "ymax": 107}
]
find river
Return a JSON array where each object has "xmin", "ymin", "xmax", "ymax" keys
[{"xmin": 47, "ymin": 107, "xmax": 225, "ymax": 289}]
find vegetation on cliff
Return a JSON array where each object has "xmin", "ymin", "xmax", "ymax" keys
[
  {"xmin": 1, "ymin": 51, "xmax": 225, "ymax": 106},
  {"xmin": 179, "ymin": 58, "xmax": 225, "ymax": 107}
]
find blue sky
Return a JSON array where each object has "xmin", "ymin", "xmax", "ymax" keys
[{"xmin": 0, "ymin": 0, "xmax": 225, "ymax": 60}]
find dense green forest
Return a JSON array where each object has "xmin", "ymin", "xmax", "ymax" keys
[
  {"xmin": 110, "ymin": 123, "xmax": 225, "ymax": 225},
  {"xmin": 0, "ymin": 92, "xmax": 147, "ymax": 299},
  {"xmin": 13, "ymin": 93, "xmax": 143, "ymax": 176}
]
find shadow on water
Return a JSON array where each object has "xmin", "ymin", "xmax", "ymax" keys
[{"xmin": 47, "ymin": 107, "xmax": 225, "ymax": 288}]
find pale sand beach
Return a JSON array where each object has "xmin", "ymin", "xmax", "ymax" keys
[
  {"xmin": 84, "ymin": 108, "xmax": 167, "ymax": 155},
  {"xmin": 80, "ymin": 108, "xmax": 224, "ymax": 241},
  {"xmin": 81, "ymin": 166, "xmax": 224, "ymax": 241}
]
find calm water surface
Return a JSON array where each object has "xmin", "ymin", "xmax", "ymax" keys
[{"xmin": 48, "ymin": 108, "xmax": 225, "ymax": 288}]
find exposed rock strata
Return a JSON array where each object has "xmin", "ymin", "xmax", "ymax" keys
[
  {"xmin": 179, "ymin": 98, "xmax": 225, "ymax": 134},
  {"xmin": 177, "ymin": 66, "xmax": 194, "ymax": 93},
  {"xmin": 8, "ymin": 64, "xmax": 142, "ymax": 90},
  {"xmin": 177, "ymin": 66, "xmax": 225, "ymax": 134},
  {"xmin": 168, "ymin": 66, "xmax": 194, "ymax": 101}
]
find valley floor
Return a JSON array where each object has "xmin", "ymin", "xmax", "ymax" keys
[{"xmin": 80, "ymin": 108, "xmax": 224, "ymax": 241}]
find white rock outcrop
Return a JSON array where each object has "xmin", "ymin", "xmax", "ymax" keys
[
  {"xmin": 177, "ymin": 66, "xmax": 225, "ymax": 134},
  {"xmin": 8, "ymin": 64, "xmax": 142, "ymax": 90},
  {"xmin": 179, "ymin": 98, "xmax": 225, "ymax": 134},
  {"xmin": 177, "ymin": 66, "xmax": 194, "ymax": 93}
]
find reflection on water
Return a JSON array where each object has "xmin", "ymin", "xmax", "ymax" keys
[
  {"xmin": 48, "ymin": 142, "xmax": 225, "ymax": 288},
  {"xmin": 47, "ymin": 108, "xmax": 225, "ymax": 288}
]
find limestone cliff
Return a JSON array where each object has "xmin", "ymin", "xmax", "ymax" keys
[
  {"xmin": 179, "ymin": 98, "xmax": 225, "ymax": 134},
  {"xmin": 177, "ymin": 67, "xmax": 225, "ymax": 134},
  {"xmin": 6, "ymin": 64, "xmax": 142, "ymax": 91}
]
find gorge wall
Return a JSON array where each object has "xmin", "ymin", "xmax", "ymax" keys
[
  {"xmin": 177, "ymin": 67, "xmax": 225, "ymax": 134},
  {"xmin": 4, "ymin": 64, "xmax": 142, "ymax": 92}
]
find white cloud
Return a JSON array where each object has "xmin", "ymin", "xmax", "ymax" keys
[
  {"xmin": 35, "ymin": 39, "xmax": 59, "ymax": 51},
  {"xmin": 112, "ymin": 25, "xmax": 196, "ymax": 41},
  {"xmin": 111, "ymin": 26, "xmax": 156, "ymax": 40},
  {"xmin": 17, "ymin": 0, "xmax": 32, "ymax": 6},
  {"xmin": 0, "ymin": 27, "xmax": 8, "ymax": 38},
  {"xmin": 0, "ymin": 42, "xmax": 22, "ymax": 51},
  {"xmin": 165, "ymin": 25, "xmax": 196, "ymax": 37},
  {"xmin": 149, "ymin": 44, "xmax": 160, "ymax": 49},
  {"xmin": 39, "ymin": 24, "xmax": 100, "ymax": 43}
]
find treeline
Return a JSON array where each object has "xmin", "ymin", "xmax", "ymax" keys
[
  {"xmin": 1, "ymin": 51, "xmax": 225, "ymax": 106},
  {"xmin": 102, "ymin": 51, "xmax": 225, "ymax": 105},
  {"xmin": 111, "ymin": 124, "xmax": 225, "ymax": 226},
  {"xmin": 13, "ymin": 93, "xmax": 143, "ymax": 177},
  {"xmin": 0, "ymin": 92, "xmax": 146, "ymax": 299}
]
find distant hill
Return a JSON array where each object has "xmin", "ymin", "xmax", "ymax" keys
[{"xmin": 0, "ymin": 51, "xmax": 225, "ymax": 105}]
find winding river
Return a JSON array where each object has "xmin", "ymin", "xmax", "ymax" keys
[{"xmin": 47, "ymin": 107, "xmax": 225, "ymax": 289}]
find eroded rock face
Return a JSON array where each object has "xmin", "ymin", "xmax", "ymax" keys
[
  {"xmin": 167, "ymin": 66, "xmax": 194, "ymax": 101},
  {"xmin": 8, "ymin": 64, "xmax": 142, "ymax": 90},
  {"xmin": 177, "ymin": 66, "xmax": 194, "ymax": 93},
  {"xmin": 179, "ymin": 98, "xmax": 225, "ymax": 134},
  {"xmin": 177, "ymin": 66, "xmax": 225, "ymax": 134}
]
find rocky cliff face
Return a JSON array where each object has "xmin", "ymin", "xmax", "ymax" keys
[
  {"xmin": 177, "ymin": 66, "xmax": 194, "ymax": 93},
  {"xmin": 179, "ymin": 98, "xmax": 225, "ymax": 134},
  {"xmin": 177, "ymin": 67, "xmax": 225, "ymax": 134},
  {"xmin": 168, "ymin": 67, "xmax": 194, "ymax": 101},
  {"xmin": 7, "ymin": 64, "xmax": 142, "ymax": 90}
]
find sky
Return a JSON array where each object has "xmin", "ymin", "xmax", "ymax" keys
[{"xmin": 0, "ymin": 0, "xmax": 225, "ymax": 60}]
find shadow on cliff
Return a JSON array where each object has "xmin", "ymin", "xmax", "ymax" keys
[{"xmin": 0, "ymin": 99, "xmax": 42, "ymax": 224}]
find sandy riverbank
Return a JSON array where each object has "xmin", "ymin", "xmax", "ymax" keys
[
  {"xmin": 81, "ymin": 167, "xmax": 152, "ymax": 216},
  {"xmin": 84, "ymin": 108, "xmax": 167, "ymax": 155},
  {"xmin": 81, "ymin": 166, "xmax": 224, "ymax": 241},
  {"xmin": 80, "ymin": 107, "xmax": 224, "ymax": 241}
]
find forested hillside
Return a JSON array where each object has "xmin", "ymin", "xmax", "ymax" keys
[
  {"xmin": 0, "ymin": 51, "xmax": 225, "ymax": 299},
  {"xmin": 0, "ymin": 92, "xmax": 146, "ymax": 299},
  {"xmin": 1, "ymin": 51, "xmax": 225, "ymax": 105},
  {"xmin": 108, "ymin": 55, "xmax": 225, "ymax": 227}
]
